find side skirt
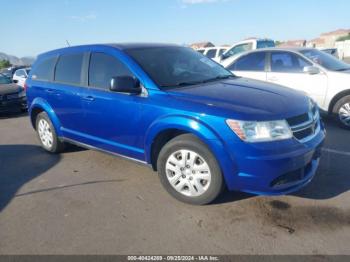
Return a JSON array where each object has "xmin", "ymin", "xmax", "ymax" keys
[{"xmin": 61, "ymin": 137, "xmax": 152, "ymax": 168}]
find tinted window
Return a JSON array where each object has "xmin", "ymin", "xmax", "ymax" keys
[
  {"xmin": 126, "ymin": 46, "xmax": 232, "ymax": 89},
  {"xmin": 32, "ymin": 56, "xmax": 57, "ymax": 81},
  {"xmin": 0, "ymin": 74, "xmax": 12, "ymax": 84},
  {"xmin": 206, "ymin": 49, "xmax": 216, "ymax": 59},
  {"xmin": 197, "ymin": 49, "xmax": 205, "ymax": 54},
  {"xmin": 88, "ymin": 52, "xmax": 133, "ymax": 89},
  {"xmin": 225, "ymin": 43, "xmax": 253, "ymax": 58},
  {"xmin": 300, "ymin": 49, "xmax": 350, "ymax": 71},
  {"xmin": 256, "ymin": 40, "xmax": 275, "ymax": 49},
  {"xmin": 55, "ymin": 53, "xmax": 84, "ymax": 85},
  {"xmin": 218, "ymin": 49, "xmax": 226, "ymax": 56},
  {"xmin": 271, "ymin": 52, "xmax": 311, "ymax": 73},
  {"xmin": 15, "ymin": 70, "xmax": 25, "ymax": 77},
  {"xmin": 229, "ymin": 52, "xmax": 266, "ymax": 71}
]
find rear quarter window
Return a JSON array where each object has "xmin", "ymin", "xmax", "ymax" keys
[{"xmin": 31, "ymin": 56, "xmax": 57, "ymax": 81}]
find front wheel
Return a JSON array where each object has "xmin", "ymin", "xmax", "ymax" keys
[
  {"xmin": 157, "ymin": 134, "xmax": 224, "ymax": 205},
  {"xmin": 333, "ymin": 95, "xmax": 350, "ymax": 129}
]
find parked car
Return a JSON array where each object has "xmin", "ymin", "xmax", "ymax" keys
[
  {"xmin": 223, "ymin": 48, "xmax": 350, "ymax": 129},
  {"xmin": 215, "ymin": 38, "xmax": 275, "ymax": 63},
  {"xmin": 0, "ymin": 66, "xmax": 27, "ymax": 78},
  {"xmin": 26, "ymin": 44, "xmax": 325, "ymax": 205},
  {"xmin": 196, "ymin": 46, "xmax": 228, "ymax": 60},
  {"xmin": 0, "ymin": 73, "xmax": 27, "ymax": 113},
  {"xmin": 321, "ymin": 48, "xmax": 339, "ymax": 58},
  {"xmin": 13, "ymin": 67, "xmax": 30, "ymax": 87}
]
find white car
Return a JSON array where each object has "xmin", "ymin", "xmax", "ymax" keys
[
  {"xmin": 215, "ymin": 38, "xmax": 275, "ymax": 64},
  {"xmin": 13, "ymin": 68, "xmax": 30, "ymax": 88},
  {"xmin": 223, "ymin": 48, "xmax": 350, "ymax": 128},
  {"xmin": 197, "ymin": 46, "xmax": 228, "ymax": 60}
]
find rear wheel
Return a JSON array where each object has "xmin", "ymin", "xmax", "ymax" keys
[
  {"xmin": 36, "ymin": 112, "xmax": 65, "ymax": 153},
  {"xmin": 157, "ymin": 134, "xmax": 224, "ymax": 205},
  {"xmin": 333, "ymin": 95, "xmax": 350, "ymax": 129}
]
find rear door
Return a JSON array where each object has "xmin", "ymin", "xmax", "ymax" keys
[
  {"xmin": 266, "ymin": 51, "xmax": 328, "ymax": 105},
  {"xmin": 227, "ymin": 51, "xmax": 267, "ymax": 81},
  {"xmin": 48, "ymin": 52, "xmax": 89, "ymax": 136}
]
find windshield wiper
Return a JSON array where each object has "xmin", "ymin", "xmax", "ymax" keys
[
  {"xmin": 201, "ymin": 74, "xmax": 235, "ymax": 83},
  {"xmin": 161, "ymin": 75, "xmax": 235, "ymax": 89}
]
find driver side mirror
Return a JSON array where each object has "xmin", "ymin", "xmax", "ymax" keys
[
  {"xmin": 110, "ymin": 76, "xmax": 141, "ymax": 94},
  {"xmin": 220, "ymin": 53, "xmax": 228, "ymax": 61},
  {"xmin": 303, "ymin": 66, "xmax": 320, "ymax": 75}
]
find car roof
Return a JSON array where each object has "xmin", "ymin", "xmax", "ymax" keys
[{"xmin": 38, "ymin": 43, "xmax": 181, "ymax": 58}]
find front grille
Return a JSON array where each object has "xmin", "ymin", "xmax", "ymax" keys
[
  {"xmin": 287, "ymin": 103, "xmax": 320, "ymax": 142},
  {"xmin": 287, "ymin": 113, "xmax": 309, "ymax": 126}
]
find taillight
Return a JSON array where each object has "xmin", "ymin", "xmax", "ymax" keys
[{"xmin": 23, "ymin": 81, "xmax": 28, "ymax": 92}]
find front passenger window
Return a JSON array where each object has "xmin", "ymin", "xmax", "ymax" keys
[
  {"xmin": 88, "ymin": 52, "xmax": 133, "ymax": 90},
  {"xmin": 271, "ymin": 52, "xmax": 311, "ymax": 73}
]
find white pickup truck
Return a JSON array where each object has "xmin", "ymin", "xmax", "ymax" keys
[{"xmin": 215, "ymin": 38, "xmax": 275, "ymax": 64}]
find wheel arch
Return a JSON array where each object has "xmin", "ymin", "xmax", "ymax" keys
[
  {"xmin": 328, "ymin": 89, "xmax": 350, "ymax": 114},
  {"xmin": 29, "ymin": 98, "xmax": 62, "ymax": 136},
  {"xmin": 144, "ymin": 115, "xmax": 225, "ymax": 171}
]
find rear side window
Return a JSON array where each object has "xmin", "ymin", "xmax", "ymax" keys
[
  {"xmin": 271, "ymin": 52, "xmax": 311, "ymax": 73},
  {"xmin": 55, "ymin": 53, "xmax": 84, "ymax": 85},
  {"xmin": 229, "ymin": 52, "xmax": 266, "ymax": 71},
  {"xmin": 205, "ymin": 49, "xmax": 217, "ymax": 59},
  {"xmin": 15, "ymin": 70, "xmax": 26, "ymax": 77},
  {"xmin": 31, "ymin": 56, "xmax": 57, "ymax": 81},
  {"xmin": 88, "ymin": 52, "xmax": 133, "ymax": 90}
]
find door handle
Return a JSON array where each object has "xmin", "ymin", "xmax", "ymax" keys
[
  {"xmin": 45, "ymin": 89, "xmax": 54, "ymax": 93},
  {"xmin": 82, "ymin": 96, "xmax": 95, "ymax": 102}
]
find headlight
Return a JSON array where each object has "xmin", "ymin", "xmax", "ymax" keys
[{"xmin": 226, "ymin": 119, "xmax": 293, "ymax": 142}]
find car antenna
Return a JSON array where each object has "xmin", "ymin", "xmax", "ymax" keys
[{"xmin": 66, "ymin": 40, "xmax": 71, "ymax": 47}]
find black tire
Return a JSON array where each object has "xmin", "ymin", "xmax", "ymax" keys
[
  {"xmin": 333, "ymin": 95, "xmax": 350, "ymax": 130},
  {"xmin": 35, "ymin": 111, "xmax": 65, "ymax": 153},
  {"xmin": 157, "ymin": 134, "xmax": 224, "ymax": 205}
]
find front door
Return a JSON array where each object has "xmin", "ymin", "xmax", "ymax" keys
[
  {"xmin": 266, "ymin": 51, "xmax": 328, "ymax": 106},
  {"xmin": 82, "ymin": 52, "xmax": 144, "ymax": 160}
]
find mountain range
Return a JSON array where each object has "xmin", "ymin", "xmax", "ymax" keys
[{"xmin": 0, "ymin": 52, "xmax": 36, "ymax": 66}]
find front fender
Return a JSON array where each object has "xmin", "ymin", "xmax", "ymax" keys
[
  {"xmin": 144, "ymin": 115, "xmax": 238, "ymax": 189},
  {"xmin": 29, "ymin": 97, "xmax": 63, "ymax": 136}
]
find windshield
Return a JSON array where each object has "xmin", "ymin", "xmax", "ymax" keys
[
  {"xmin": 126, "ymin": 46, "xmax": 233, "ymax": 89},
  {"xmin": 257, "ymin": 40, "xmax": 275, "ymax": 48},
  {"xmin": 300, "ymin": 49, "xmax": 350, "ymax": 71},
  {"xmin": 0, "ymin": 75, "xmax": 12, "ymax": 84}
]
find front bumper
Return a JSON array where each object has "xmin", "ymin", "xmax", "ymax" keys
[
  {"xmin": 0, "ymin": 97, "xmax": 27, "ymax": 112},
  {"xmin": 224, "ymin": 122, "xmax": 326, "ymax": 195}
]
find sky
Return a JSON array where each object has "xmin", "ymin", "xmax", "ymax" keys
[{"xmin": 1, "ymin": 0, "xmax": 349, "ymax": 57}]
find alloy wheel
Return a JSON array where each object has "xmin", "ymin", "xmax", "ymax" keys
[{"xmin": 339, "ymin": 102, "xmax": 350, "ymax": 127}]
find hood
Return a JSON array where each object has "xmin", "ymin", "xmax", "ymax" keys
[
  {"xmin": 167, "ymin": 77, "xmax": 310, "ymax": 121},
  {"xmin": 0, "ymin": 83, "xmax": 23, "ymax": 95}
]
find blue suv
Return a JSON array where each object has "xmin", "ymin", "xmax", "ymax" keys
[{"xmin": 26, "ymin": 44, "xmax": 325, "ymax": 205}]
